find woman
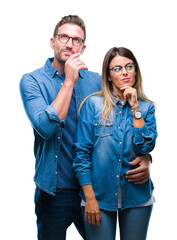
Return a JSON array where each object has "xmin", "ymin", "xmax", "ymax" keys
[{"xmin": 72, "ymin": 47, "xmax": 157, "ymax": 240}]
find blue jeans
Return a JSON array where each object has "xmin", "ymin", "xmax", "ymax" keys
[
  {"xmin": 83, "ymin": 205, "xmax": 153, "ymax": 240},
  {"xmin": 35, "ymin": 188, "xmax": 86, "ymax": 240}
]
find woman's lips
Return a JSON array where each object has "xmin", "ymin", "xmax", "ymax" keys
[{"xmin": 122, "ymin": 78, "xmax": 130, "ymax": 82}]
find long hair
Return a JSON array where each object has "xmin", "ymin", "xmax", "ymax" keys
[{"xmin": 80, "ymin": 47, "xmax": 154, "ymax": 122}]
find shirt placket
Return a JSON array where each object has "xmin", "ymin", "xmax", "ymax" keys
[{"xmin": 116, "ymin": 102, "xmax": 126, "ymax": 209}]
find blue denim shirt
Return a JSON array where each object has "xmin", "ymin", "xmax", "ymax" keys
[
  {"xmin": 72, "ymin": 95, "xmax": 157, "ymax": 211},
  {"xmin": 19, "ymin": 58, "xmax": 101, "ymax": 195}
]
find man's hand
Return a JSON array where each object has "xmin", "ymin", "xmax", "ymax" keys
[
  {"xmin": 126, "ymin": 155, "xmax": 151, "ymax": 184},
  {"xmin": 64, "ymin": 53, "xmax": 88, "ymax": 85}
]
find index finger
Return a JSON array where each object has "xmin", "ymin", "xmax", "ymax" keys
[
  {"xmin": 119, "ymin": 86, "xmax": 130, "ymax": 91},
  {"xmin": 68, "ymin": 53, "xmax": 81, "ymax": 60}
]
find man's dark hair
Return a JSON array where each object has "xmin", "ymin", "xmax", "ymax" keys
[{"xmin": 53, "ymin": 15, "xmax": 86, "ymax": 41}]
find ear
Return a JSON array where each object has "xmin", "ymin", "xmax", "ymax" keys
[{"xmin": 50, "ymin": 38, "xmax": 55, "ymax": 50}]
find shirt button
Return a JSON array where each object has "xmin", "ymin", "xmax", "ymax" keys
[
  {"xmin": 142, "ymin": 133, "xmax": 144, "ymax": 135},
  {"xmin": 117, "ymin": 175, "xmax": 119, "ymax": 178},
  {"xmin": 119, "ymin": 111, "xmax": 122, "ymax": 114},
  {"xmin": 118, "ymin": 127, "xmax": 121, "ymax": 130},
  {"xmin": 115, "ymin": 193, "xmax": 118, "ymax": 196},
  {"xmin": 58, "ymin": 136, "xmax": 60, "ymax": 140},
  {"xmin": 61, "ymin": 83, "xmax": 63, "ymax": 85},
  {"xmin": 119, "ymin": 142, "xmax": 122, "ymax": 145},
  {"xmin": 55, "ymin": 155, "xmax": 58, "ymax": 159},
  {"xmin": 118, "ymin": 159, "xmax": 121, "ymax": 162}
]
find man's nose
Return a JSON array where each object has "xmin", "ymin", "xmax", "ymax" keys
[{"xmin": 65, "ymin": 38, "xmax": 73, "ymax": 48}]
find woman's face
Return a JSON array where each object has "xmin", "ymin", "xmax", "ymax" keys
[{"xmin": 109, "ymin": 55, "xmax": 136, "ymax": 94}]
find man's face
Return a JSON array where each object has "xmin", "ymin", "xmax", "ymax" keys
[{"xmin": 50, "ymin": 23, "xmax": 86, "ymax": 63}]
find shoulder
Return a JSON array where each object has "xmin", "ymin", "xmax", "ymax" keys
[
  {"xmin": 86, "ymin": 94, "xmax": 103, "ymax": 104},
  {"xmin": 20, "ymin": 67, "xmax": 43, "ymax": 82},
  {"xmin": 81, "ymin": 94, "xmax": 104, "ymax": 113},
  {"xmin": 20, "ymin": 65, "xmax": 47, "ymax": 89}
]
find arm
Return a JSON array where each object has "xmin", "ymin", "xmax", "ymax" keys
[
  {"xmin": 126, "ymin": 155, "xmax": 151, "ymax": 184},
  {"xmin": 20, "ymin": 74, "xmax": 62, "ymax": 139},
  {"xmin": 82, "ymin": 185, "xmax": 101, "ymax": 226},
  {"xmin": 72, "ymin": 98, "xmax": 101, "ymax": 226},
  {"xmin": 121, "ymin": 86, "xmax": 157, "ymax": 154},
  {"xmin": 19, "ymin": 54, "xmax": 88, "ymax": 139},
  {"xmin": 121, "ymin": 86, "xmax": 157, "ymax": 183},
  {"xmin": 52, "ymin": 53, "xmax": 88, "ymax": 120}
]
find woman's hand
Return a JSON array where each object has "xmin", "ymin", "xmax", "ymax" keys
[
  {"xmin": 120, "ymin": 86, "xmax": 138, "ymax": 107},
  {"xmin": 120, "ymin": 86, "xmax": 145, "ymax": 128},
  {"xmin": 82, "ymin": 184, "xmax": 101, "ymax": 226},
  {"xmin": 85, "ymin": 197, "xmax": 101, "ymax": 226}
]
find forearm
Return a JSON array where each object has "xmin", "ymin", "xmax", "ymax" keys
[
  {"xmin": 133, "ymin": 117, "xmax": 145, "ymax": 128},
  {"xmin": 52, "ymin": 79, "xmax": 75, "ymax": 120}
]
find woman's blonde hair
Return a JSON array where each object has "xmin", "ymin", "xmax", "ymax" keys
[{"xmin": 80, "ymin": 47, "xmax": 154, "ymax": 122}]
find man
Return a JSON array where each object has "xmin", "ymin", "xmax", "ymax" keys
[{"xmin": 20, "ymin": 15, "xmax": 152, "ymax": 240}]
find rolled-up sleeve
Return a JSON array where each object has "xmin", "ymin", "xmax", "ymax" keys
[
  {"xmin": 19, "ymin": 74, "xmax": 65, "ymax": 139},
  {"xmin": 133, "ymin": 103, "xmax": 157, "ymax": 154}
]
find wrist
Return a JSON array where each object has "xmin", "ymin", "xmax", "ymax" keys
[
  {"xmin": 131, "ymin": 104, "xmax": 139, "ymax": 110},
  {"xmin": 63, "ymin": 78, "xmax": 75, "ymax": 88},
  {"xmin": 84, "ymin": 191, "xmax": 96, "ymax": 201},
  {"xmin": 82, "ymin": 185, "xmax": 96, "ymax": 201}
]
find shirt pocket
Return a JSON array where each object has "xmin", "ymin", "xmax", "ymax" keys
[{"xmin": 93, "ymin": 121, "xmax": 113, "ymax": 137}]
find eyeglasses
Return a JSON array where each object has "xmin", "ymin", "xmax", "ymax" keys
[
  {"xmin": 56, "ymin": 34, "xmax": 84, "ymax": 47},
  {"xmin": 109, "ymin": 63, "xmax": 136, "ymax": 75}
]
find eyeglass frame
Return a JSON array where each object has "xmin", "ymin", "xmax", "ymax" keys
[
  {"xmin": 55, "ymin": 33, "xmax": 85, "ymax": 47},
  {"xmin": 109, "ymin": 63, "xmax": 136, "ymax": 75}
]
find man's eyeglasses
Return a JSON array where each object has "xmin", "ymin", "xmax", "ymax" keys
[
  {"xmin": 56, "ymin": 34, "xmax": 84, "ymax": 47},
  {"xmin": 109, "ymin": 63, "xmax": 136, "ymax": 75}
]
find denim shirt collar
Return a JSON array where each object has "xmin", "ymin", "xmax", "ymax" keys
[
  {"xmin": 44, "ymin": 57, "xmax": 84, "ymax": 79},
  {"xmin": 112, "ymin": 91, "xmax": 129, "ymax": 106}
]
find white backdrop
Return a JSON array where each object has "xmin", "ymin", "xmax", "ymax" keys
[{"xmin": 1, "ymin": 0, "xmax": 176, "ymax": 239}]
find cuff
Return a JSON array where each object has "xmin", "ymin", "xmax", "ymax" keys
[
  {"xmin": 45, "ymin": 104, "xmax": 66, "ymax": 127},
  {"xmin": 77, "ymin": 173, "xmax": 92, "ymax": 186},
  {"xmin": 133, "ymin": 124, "xmax": 150, "ymax": 144}
]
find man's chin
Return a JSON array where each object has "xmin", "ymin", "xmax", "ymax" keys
[{"xmin": 56, "ymin": 56, "xmax": 67, "ymax": 64}]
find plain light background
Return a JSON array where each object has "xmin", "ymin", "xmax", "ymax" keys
[{"xmin": 1, "ymin": 0, "xmax": 176, "ymax": 239}]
